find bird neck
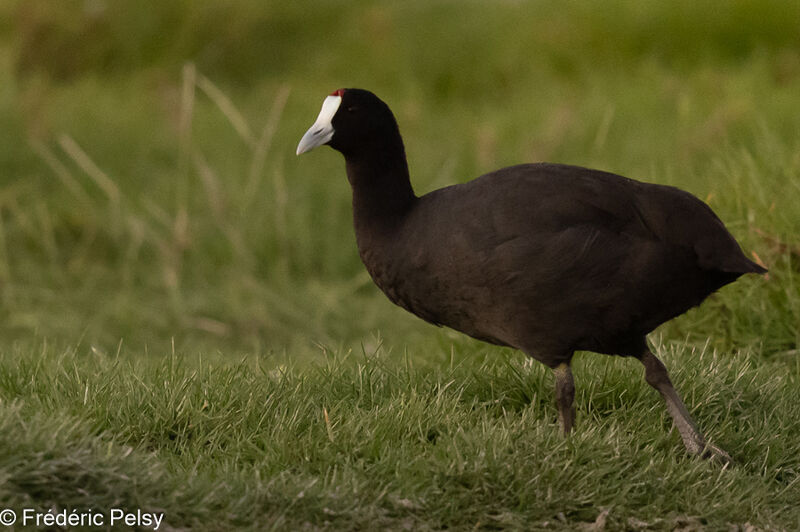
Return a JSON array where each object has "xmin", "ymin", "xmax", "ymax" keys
[{"xmin": 345, "ymin": 141, "xmax": 416, "ymax": 231}]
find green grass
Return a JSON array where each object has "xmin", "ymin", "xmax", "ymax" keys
[
  {"xmin": 1, "ymin": 342, "xmax": 799, "ymax": 530},
  {"xmin": 1, "ymin": 0, "xmax": 799, "ymax": 529}
]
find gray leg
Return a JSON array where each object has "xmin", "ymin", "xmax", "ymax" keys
[
  {"xmin": 553, "ymin": 362, "xmax": 575, "ymax": 434},
  {"xmin": 640, "ymin": 350, "xmax": 731, "ymax": 464}
]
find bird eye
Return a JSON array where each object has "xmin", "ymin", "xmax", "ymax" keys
[{"xmin": 347, "ymin": 106, "xmax": 358, "ymax": 112}]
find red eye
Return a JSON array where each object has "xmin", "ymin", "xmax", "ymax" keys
[{"xmin": 330, "ymin": 89, "xmax": 345, "ymax": 97}]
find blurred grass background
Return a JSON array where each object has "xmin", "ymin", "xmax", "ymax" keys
[
  {"xmin": 1, "ymin": 1, "xmax": 800, "ymax": 529},
  {"xmin": 2, "ymin": 0, "xmax": 798, "ymax": 358}
]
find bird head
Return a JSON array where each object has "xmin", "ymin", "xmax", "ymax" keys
[{"xmin": 296, "ymin": 88, "xmax": 399, "ymax": 157}]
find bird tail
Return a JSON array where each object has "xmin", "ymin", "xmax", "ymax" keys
[
  {"xmin": 743, "ymin": 259, "xmax": 768, "ymax": 275},
  {"xmin": 714, "ymin": 253, "xmax": 767, "ymax": 275},
  {"xmin": 694, "ymin": 232, "xmax": 768, "ymax": 276}
]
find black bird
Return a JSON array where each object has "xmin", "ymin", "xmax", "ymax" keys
[{"xmin": 297, "ymin": 88, "xmax": 766, "ymax": 462}]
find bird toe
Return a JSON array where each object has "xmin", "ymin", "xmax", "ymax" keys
[{"xmin": 701, "ymin": 442, "xmax": 733, "ymax": 467}]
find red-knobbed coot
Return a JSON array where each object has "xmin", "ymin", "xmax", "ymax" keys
[{"xmin": 297, "ymin": 88, "xmax": 766, "ymax": 463}]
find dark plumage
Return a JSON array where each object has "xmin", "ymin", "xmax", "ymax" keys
[{"xmin": 297, "ymin": 88, "xmax": 766, "ymax": 462}]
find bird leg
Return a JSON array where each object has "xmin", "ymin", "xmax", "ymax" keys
[
  {"xmin": 639, "ymin": 350, "xmax": 732, "ymax": 464},
  {"xmin": 553, "ymin": 362, "xmax": 575, "ymax": 434}
]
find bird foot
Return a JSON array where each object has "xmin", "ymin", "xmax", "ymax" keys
[
  {"xmin": 700, "ymin": 442, "xmax": 733, "ymax": 466},
  {"xmin": 679, "ymin": 430, "xmax": 733, "ymax": 465}
]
